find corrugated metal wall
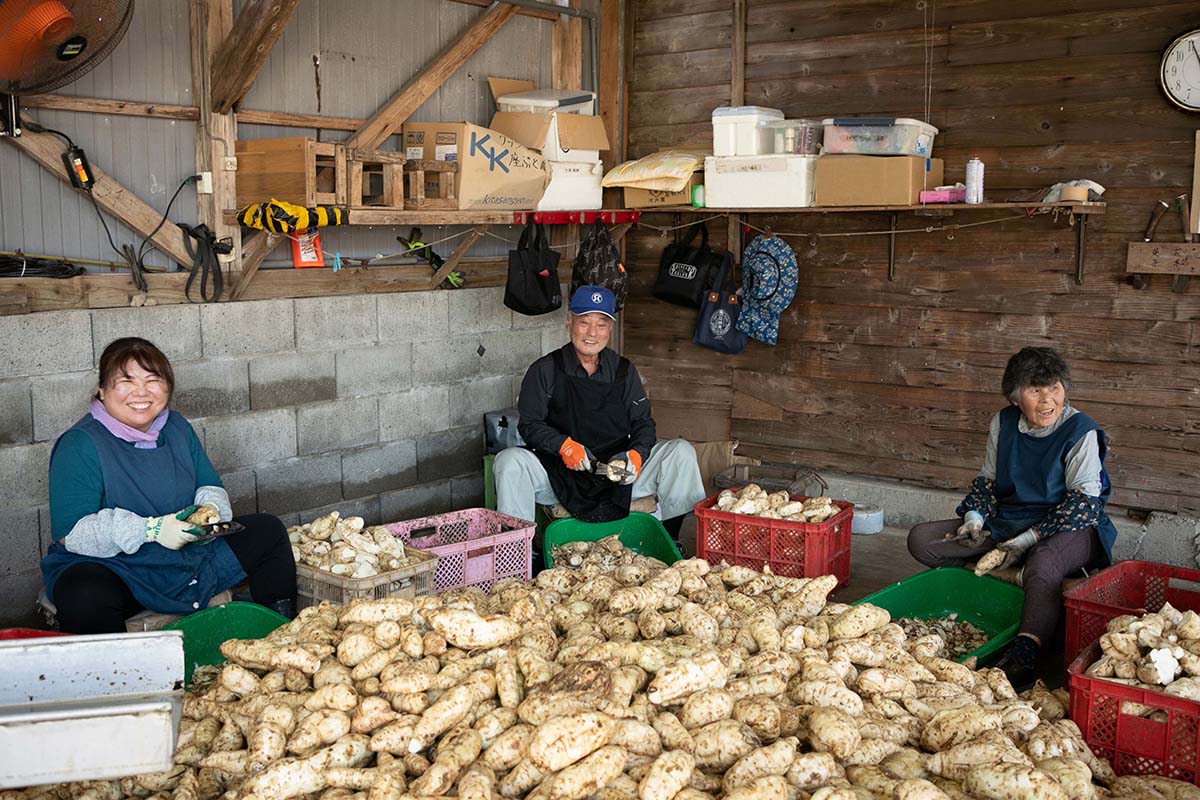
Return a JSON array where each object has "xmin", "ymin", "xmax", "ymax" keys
[{"xmin": 0, "ymin": 0, "xmax": 566, "ymax": 269}]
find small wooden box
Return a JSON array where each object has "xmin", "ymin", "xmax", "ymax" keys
[
  {"xmin": 404, "ymin": 160, "xmax": 458, "ymax": 211},
  {"xmin": 347, "ymin": 147, "xmax": 406, "ymax": 208},
  {"xmin": 234, "ymin": 137, "xmax": 346, "ymax": 208}
]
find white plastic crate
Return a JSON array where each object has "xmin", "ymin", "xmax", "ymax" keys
[
  {"xmin": 497, "ymin": 89, "xmax": 596, "ymax": 115},
  {"xmin": 711, "ymin": 106, "xmax": 784, "ymax": 156},
  {"xmin": 703, "ymin": 154, "xmax": 817, "ymax": 208},
  {"xmin": 821, "ymin": 117, "xmax": 938, "ymax": 157}
]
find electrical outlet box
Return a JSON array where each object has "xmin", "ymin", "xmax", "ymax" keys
[
  {"xmin": 222, "ymin": 156, "xmax": 238, "ymax": 172},
  {"xmin": 195, "ymin": 171, "xmax": 213, "ymax": 194}
]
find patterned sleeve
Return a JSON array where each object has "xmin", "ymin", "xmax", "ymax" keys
[
  {"xmin": 1033, "ymin": 490, "xmax": 1104, "ymax": 540},
  {"xmin": 955, "ymin": 476, "xmax": 998, "ymax": 520}
]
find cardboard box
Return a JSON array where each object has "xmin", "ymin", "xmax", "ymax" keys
[
  {"xmin": 815, "ymin": 156, "xmax": 944, "ymax": 206},
  {"xmin": 487, "ymin": 77, "xmax": 609, "ymax": 162},
  {"xmin": 624, "ymin": 172, "xmax": 702, "ymax": 208},
  {"xmin": 401, "ymin": 121, "xmax": 548, "ymax": 210}
]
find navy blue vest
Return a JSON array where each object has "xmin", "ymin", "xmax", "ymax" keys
[
  {"xmin": 41, "ymin": 413, "xmax": 245, "ymax": 613},
  {"xmin": 990, "ymin": 405, "xmax": 1117, "ymax": 563}
]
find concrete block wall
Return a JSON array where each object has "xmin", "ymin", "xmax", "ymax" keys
[{"xmin": 0, "ymin": 288, "xmax": 565, "ymax": 624}]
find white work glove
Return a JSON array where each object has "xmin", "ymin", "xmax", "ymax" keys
[
  {"xmin": 946, "ymin": 510, "xmax": 988, "ymax": 546},
  {"xmin": 996, "ymin": 528, "xmax": 1040, "ymax": 569},
  {"xmin": 145, "ymin": 511, "xmax": 202, "ymax": 550}
]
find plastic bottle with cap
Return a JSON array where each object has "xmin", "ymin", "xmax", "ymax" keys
[{"xmin": 965, "ymin": 155, "xmax": 985, "ymax": 205}]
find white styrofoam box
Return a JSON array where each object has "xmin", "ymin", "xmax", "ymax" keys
[
  {"xmin": 544, "ymin": 113, "xmax": 602, "ymax": 163},
  {"xmin": 703, "ymin": 154, "xmax": 818, "ymax": 208},
  {"xmin": 497, "ymin": 89, "xmax": 596, "ymax": 115},
  {"xmin": 711, "ymin": 106, "xmax": 784, "ymax": 156},
  {"xmin": 821, "ymin": 117, "xmax": 939, "ymax": 157},
  {"xmin": 537, "ymin": 160, "xmax": 603, "ymax": 211}
]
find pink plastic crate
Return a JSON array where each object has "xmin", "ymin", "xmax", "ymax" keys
[{"xmin": 384, "ymin": 508, "xmax": 535, "ymax": 593}]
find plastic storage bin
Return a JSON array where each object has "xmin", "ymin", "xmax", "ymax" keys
[
  {"xmin": 386, "ymin": 509, "xmax": 535, "ymax": 593},
  {"xmin": 763, "ymin": 119, "xmax": 823, "ymax": 155},
  {"xmin": 821, "ymin": 117, "xmax": 938, "ymax": 157},
  {"xmin": 855, "ymin": 568, "xmax": 1024, "ymax": 663},
  {"xmin": 295, "ymin": 547, "xmax": 438, "ymax": 610},
  {"xmin": 714, "ymin": 462, "xmax": 828, "ymax": 497},
  {"xmin": 694, "ymin": 494, "xmax": 854, "ymax": 586},
  {"xmin": 497, "ymin": 89, "xmax": 596, "ymax": 115},
  {"xmin": 711, "ymin": 106, "xmax": 784, "ymax": 156},
  {"xmin": 538, "ymin": 160, "xmax": 603, "ymax": 211},
  {"xmin": 1064, "ymin": 560, "xmax": 1200, "ymax": 667},
  {"xmin": 704, "ymin": 154, "xmax": 818, "ymax": 208},
  {"xmin": 163, "ymin": 602, "xmax": 290, "ymax": 685},
  {"xmin": 1070, "ymin": 641, "xmax": 1200, "ymax": 785},
  {"xmin": 543, "ymin": 512, "xmax": 682, "ymax": 569}
]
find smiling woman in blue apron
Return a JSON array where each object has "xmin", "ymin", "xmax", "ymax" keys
[
  {"xmin": 494, "ymin": 286, "xmax": 706, "ymax": 549},
  {"xmin": 906, "ymin": 347, "xmax": 1119, "ymax": 690},
  {"xmin": 41, "ymin": 337, "xmax": 297, "ymax": 634}
]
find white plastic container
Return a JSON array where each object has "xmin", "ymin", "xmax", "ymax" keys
[
  {"xmin": 763, "ymin": 119, "xmax": 824, "ymax": 155},
  {"xmin": 537, "ymin": 160, "xmax": 603, "ymax": 211},
  {"xmin": 703, "ymin": 154, "xmax": 817, "ymax": 208},
  {"xmin": 497, "ymin": 89, "xmax": 596, "ymax": 115},
  {"xmin": 821, "ymin": 117, "xmax": 938, "ymax": 157},
  {"xmin": 711, "ymin": 106, "xmax": 784, "ymax": 156}
]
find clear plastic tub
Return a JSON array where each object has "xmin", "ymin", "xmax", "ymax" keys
[
  {"xmin": 711, "ymin": 106, "xmax": 784, "ymax": 156},
  {"xmin": 763, "ymin": 119, "xmax": 823, "ymax": 155},
  {"xmin": 821, "ymin": 117, "xmax": 938, "ymax": 157}
]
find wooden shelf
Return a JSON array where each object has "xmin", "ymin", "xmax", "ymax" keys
[{"xmin": 647, "ymin": 201, "xmax": 1106, "ymax": 215}]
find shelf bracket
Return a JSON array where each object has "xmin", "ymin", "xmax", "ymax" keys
[
  {"xmin": 1074, "ymin": 214, "xmax": 1089, "ymax": 285},
  {"xmin": 887, "ymin": 213, "xmax": 898, "ymax": 281}
]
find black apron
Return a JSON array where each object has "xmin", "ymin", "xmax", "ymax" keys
[{"xmin": 534, "ymin": 349, "xmax": 634, "ymax": 522}]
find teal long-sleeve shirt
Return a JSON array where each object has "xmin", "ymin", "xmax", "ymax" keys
[{"xmin": 49, "ymin": 418, "xmax": 222, "ymax": 541}]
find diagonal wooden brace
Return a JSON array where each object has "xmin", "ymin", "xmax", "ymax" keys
[{"xmin": 431, "ymin": 225, "xmax": 490, "ymax": 288}]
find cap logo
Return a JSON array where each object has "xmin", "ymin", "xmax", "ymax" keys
[{"xmin": 592, "ymin": 292, "xmax": 603, "ymax": 304}]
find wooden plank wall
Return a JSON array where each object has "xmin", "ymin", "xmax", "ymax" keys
[{"xmin": 623, "ymin": 0, "xmax": 1200, "ymax": 516}]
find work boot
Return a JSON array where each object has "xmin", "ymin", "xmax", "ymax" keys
[
  {"xmin": 993, "ymin": 634, "xmax": 1039, "ymax": 693},
  {"xmin": 268, "ymin": 597, "xmax": 297, "ymax": 620}
]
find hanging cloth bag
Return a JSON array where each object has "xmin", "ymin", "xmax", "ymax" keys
[
  {"xmin": 692, "ymin": 252, "xmax": 747, "ymax": 354},
  {"xmin": 653, "ymin": 222, "xmax": 724, "ymax": 308},
  {"xmin": 571, "ymin": 219, "xmax": 629, "ymax": 311},
  {"xmin": 504, "ymin": 217, "xmax": 563, "ymax": 316}
]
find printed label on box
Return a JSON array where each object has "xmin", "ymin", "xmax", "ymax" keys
[
  {"xmin": 406, "ymin": 146, "xmax": 425, "ymax": 160},
  {"xmin": 406, "ymin": 132, "xmax": 425, "ymax": 144},
  {"xmin": 435, "ymin": 145, "xmax": 457, "ymax": 161},
  {"xmin": 716, "ymin": 158, "xmax": 787, "ymax": 174}
]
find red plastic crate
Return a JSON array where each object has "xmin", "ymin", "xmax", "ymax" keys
[
  {"xmin": 0, "ymin": 628, "xmax": 66, "ymax": 640},
  {"xmin": 1069, "ymin": 641, "xmax": 1200, "ymax": 785},
  {"xmin": 385, "ymin": 508, "xmax": 534, "ymax": 594},
  {"xmin": 1064, "ymin": 560, "xmax": 1200, "ymax": 666},
  {"xmin": 693, "ymin": 494, "xmax": 854, "ymax": 587}
]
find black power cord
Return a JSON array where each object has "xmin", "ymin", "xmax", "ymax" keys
[{"xmin": 0, "ymin": 252, "xmax": 86, "ymax": 279}]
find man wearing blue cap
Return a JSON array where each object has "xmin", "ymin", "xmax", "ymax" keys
[{"xmin": 495, "ymin": 285, "xmax": 705, "ymax": 547}]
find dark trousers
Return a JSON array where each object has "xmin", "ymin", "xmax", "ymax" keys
[
  {"xmin": 906, "ymin": 518, "xmax": 1103, "ymax": 644},
  {"xmin": 54, "ymin": 513, "xmax": 296, "ymax": 634}
]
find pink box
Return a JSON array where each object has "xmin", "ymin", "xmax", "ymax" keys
[
  {"xmin": 384, "ymin": 508, "xmax": 534, "ymax": 593},
  {"xmin": 919, "ymin": 188, "xmax": 965, "ymax": 203}
]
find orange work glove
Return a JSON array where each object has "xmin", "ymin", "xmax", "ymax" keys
[
  {"xmin": 559, "ymin": 437, "xmax": 595, "ymax": 471},
  {"xmin": 614, "ymin": 450, "xmax": 643, "ymax": 485}
]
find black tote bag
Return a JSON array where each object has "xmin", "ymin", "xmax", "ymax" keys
[
  {"xmin": 692, "ymin": 253, "xmax": 747, "ymax": 355},
  {"xmin": 504, "ymin": 218, "xmax": 562, "ymax": 316},
  {"xmin": 653, "ymin": 222, "xmax": 724, "ymax": 308},
  {"xmin": 571, "ymin": 219, "xmax": 629, "ymax": 311}
]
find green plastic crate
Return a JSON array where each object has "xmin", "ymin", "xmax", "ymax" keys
[
  {"xmin": 163, "ymin": 602, "xmax": 289, "ymax": 685},
  {"xmin": 854, "ymin": 567, "xmax": 1025, "ymax": 664},
  {"xmin": 543, "ymin": 512, "xmax": 682, "ymax": 569}
]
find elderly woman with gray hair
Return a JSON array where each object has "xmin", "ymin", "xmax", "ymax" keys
[{"xmin": 907, "ymin": 346, "xmax": 1118, "ymax": 689}]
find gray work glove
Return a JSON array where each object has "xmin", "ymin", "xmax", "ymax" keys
[
  {"xmin": 945, "ymin": 511, "xmax": 989, "ymax": 547},
  {"xmin": 996, "ymin": 528, "xmax": 1040, "ymax": 569}
]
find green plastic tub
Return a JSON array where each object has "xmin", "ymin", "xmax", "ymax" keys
[
  {"xmin": 163, "ymin": 602, "xmax": 290, "ymax": 685},
  {"xmin": 543, "ymin": 512, "xmax": 682, "ymax": 569},
  {"xmin": 854, "ymin": 567, "xmax": 1025, "ymax": 664}
]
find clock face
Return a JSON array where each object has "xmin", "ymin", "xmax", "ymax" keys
[{"xmin": 1162, "ymin": 29, "xmax": 1200, "ymax": 111}]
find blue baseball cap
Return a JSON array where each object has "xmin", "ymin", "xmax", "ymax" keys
[{"xmin": 569, "ymin": 285, "xmax": 616, "ymax": 320}]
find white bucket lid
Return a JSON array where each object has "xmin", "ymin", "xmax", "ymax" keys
[
  {"xmin": 498, "ymin": 89, "xmax": 596, "ymax": 108},
  {"xmin": 712, "ymin": 106, "xmax": 785, "ymax": 119}
]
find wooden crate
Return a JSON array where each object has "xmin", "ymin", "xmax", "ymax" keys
[
  {"xmin": 347, "ymin": 147, "xmax": 406, "ymax": 208},
  {"xmin": 404, "ymin": 160, "xmax": 458, "ymax": 210},
  {"xmin": 234, "ymin": 137, "xmax": 346, "ymax": 208}
]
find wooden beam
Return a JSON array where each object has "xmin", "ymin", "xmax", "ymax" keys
[
  {"xmin": 552, "ymin": 0, "xmax": 583, "ymax": 91},
  {"xmin": 1126, "ymin": 243, "xmax": 1200, "ymax": 275},
  {"xmin": 22, "ymin": 93, "xmax": 199, "ymax": 121},
  {"xmin": 190, "ymin": 0, "xmax": 242, "ymax": 269},
  {"xmin": 445, "ymin": 0, "xmax": 558, "ymax": 21},
  {"xmin": 730, "ymin": 0, "xmax": 745, "ymax": 105},
  {"xmin": 3, "ymin": 130, "xmax": 193, "ymax": 269},
  {"xmin": 430, "ymin": 225, "xmax": 488, "ymax": 288},
  {"xmin": 598, "ymin": 0, "xmax": 622, "ymax": 172},
  {"xmin": 1191, "ymin": 131, "xmax": 1199, "ymax": 236},
  {"xmin": 238, "ymin": 108, "xmax": 362, "ymax": 131},
  {"xmin": 346, "ymin": 1, "xmax": 519, "ymax": 150},
  {"xmin": 230, "ymin": 231, "xmax": 283, "ymax": 300},
  {"xmin": 208, "ymin": 0, "xmax": 300, "ymax": 114}
]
